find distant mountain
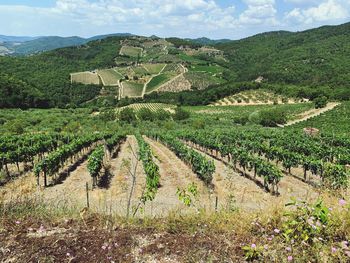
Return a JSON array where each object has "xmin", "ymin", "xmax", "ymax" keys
[
  {"xmin": 87, "ymin": 33, "xmax": 133, "ymax": 41},
  {"xmin": 0, "ymin": 35, "xmax": 39, "ymax": 43},
  {"xmin": 187, "ymin": 37, "xmax": 231, "ymax": 45},
  {"xmin": 8, "ymin": 36, "xmax": 86, "ymax": 55},
  {"xmin": 0, "ymin": 33, "xmax": 134, "ymax": 56}
]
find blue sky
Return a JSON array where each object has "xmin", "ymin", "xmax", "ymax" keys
[{"xmin": 0, "ymin": 0, "xmax": 349, "ymax": 39}]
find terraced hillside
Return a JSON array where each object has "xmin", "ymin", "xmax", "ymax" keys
[
  {"xmin": 116, "ymin": 103, "xmax": 176, "ymax": 113},
  {"xmin": 213, "ymin": 89, "xmax": 308, "ymax": 106},
  {"xmin": 69, "ymin": 36, "xmax": 228, "ymax": 102}
]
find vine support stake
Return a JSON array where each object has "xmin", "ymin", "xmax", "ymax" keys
[
  {"xmin": 215, "ymin": 196, "xmax": 218, "ymax": 212},
  {"xmin": 86, "ymin": 182, "xmax": 90, "ymax": 208}
]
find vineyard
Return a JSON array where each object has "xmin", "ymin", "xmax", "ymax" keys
[
  {"xmin": 2, "ymin": 22, "xmax": 350, "ymax": 263},
  {"xmin": 2, "ymin": 122, "xmax": 349, "ymax": 215},
  {"xmin": 97, "ymin": 69, "xmax": 122, "ymax": 86},
  {"xmin": 1, "ymin": 102, "xmax": 350, "ymax": 262},
  {"xmin": 213, "ymin": 89, "xmax": 306, "ymax": 106}
]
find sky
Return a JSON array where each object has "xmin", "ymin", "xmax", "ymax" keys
[{"xmin": 0, "ymin": 0, "xmax": 349, "ymax": 39}]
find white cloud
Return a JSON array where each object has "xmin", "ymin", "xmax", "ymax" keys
[
  {"xmin": 239, "ymin": 0, "xmax": 278, "ymax": 25},
  {"xmin": 285, "ymin": 0, "xmax": 349, "ymax": 24},
  {"xmin": 0, "ymin": 0, "xmax": 349, "ymax": 39}
]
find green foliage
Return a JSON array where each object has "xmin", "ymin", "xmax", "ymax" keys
[
  {"xmin": 173, "ymin": 107, "xmax": 190, "ymax": 121},
  {"xmin": 217, "ymin": 23, "xmax": 350, "ymax": 92},
  {"xmin": 146, "ymin": 73, "xmax": 172, "ymax": 92},
  {"xmin": 233, "ymin": 116, "xmax": 249, "ymax": 125},
  {"xmin": 290, "ymin": 101, "xmax": 350, "ymax": 137},
  {"xmin": 136, "ymin": 134, "xmax": 160, "ymax": 202},
  {"xmin": 314, "ymin": 96, "xmax": 328, "ymax": 109},
  {"xmin": 99, "ymin": 109, "xmax": 116, "ymax": 122},
  {"xmin": 87, "ymin": 146, "xmax": 105, "ymax": 178},
  {"xmin": 137, "ymin": 108, "xmax": 155, "ymax": 121},
  {"xmin": 6, "ymin": 119, "xmax": 26, "ymax": 134},
  {"xmin": 176, "ymin": 182, "xmax": 198, "ymax": 207},
  {"xmin": 149, "ymin": 132, "xmax": 215, "ymax": 184},
  {"xmin": 118, "ymin": 108, "xmax": 137, "ymax": 124},
  {"xmin": 323, "ymin": 163, "xmax": 349, "ymax": 189},
  {"xmin": 0, "ymin": 36, "xmax": 123, "ymax": 107},
  {"xmin": 242, "ymin": 244, "xmax": 263, "ymax": 261},
  {"xmin": 283, "ymin": 199, "xmax": 330, "ymax": 244},
  {"xmin": 259, "ymin": 109, "xmax": 287, "ymax": 127},
  {"xmin": 165, "ymin": 38, "xmax": 202, "ymax": 49},
  {"xmin": 155, "ymin": 109, "xmax": 172, "ymax": 121},
  {"xmin": 0, "ymin": 73, "xmax": 47, "ymax": 108}
]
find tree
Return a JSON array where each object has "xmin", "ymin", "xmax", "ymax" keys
[
  {"xmin": 155, "ymin": 109, "xmax": 171, "ymax": 121},
  {"xmin": 137, "ymin": 108, "xmax": 155, "ymax": 121},
  {"xmin": 259, "ymin": 109, "xmax": 287, "ymax": 127},
  {"xmin": 173, "ymin": 107, "xmax": 190, "ymax": 121},
  {"xmin": 314, "ymin": 96, "xmax": 328, "ymax": 109},
  {"xmin": 118, "ymin": 108, "xmax": 137, "ymax": 123}
]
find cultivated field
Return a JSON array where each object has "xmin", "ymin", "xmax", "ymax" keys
[
  {"xmin": 145, "ymin": 73, "xmax": 175, "ymax": 93},
  {"xmin": 1, "ymin": 102, "xmax": 350, "ymax": 262},
  {"xmin": 116, "ymin": 103, "xmax": 176, "ymax": 113},
  {"xmin": 214, "ymin": 89, "xmax": 308, "ymax": 106},
  {"xmin": 142, "ymin": 63, "xmax": 166, "ymax": 74},
  {"xmin": 97, "ymin": 69, "xmax": 122, "ymax": 86},
  {"xmin": 121, "ymin": 81, "xmax": 144, "ymax": 98},
  {"xmin": 120, "ymin": 46, "xmax": 143, "ymax": 57},
  {"xmin": 70, "ymin": 71, "xmax": 101, "ymax": 85}
]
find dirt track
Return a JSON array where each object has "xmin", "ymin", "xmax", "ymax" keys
[{"xmin": 283, "ymin": 102, "xmax": 340, "ymax": 126}]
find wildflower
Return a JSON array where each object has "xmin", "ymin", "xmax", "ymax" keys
[
  {"xmin": 108, "ymin": 246, "xmax": 112, "ymax": 250},
  {"xmin": 287, "ymin": 256, "xmax": 293, "ymax": 261},
  {"xmin": 15, "ymin": 220, "xmax": 21, "ymax": 225},
  {"xmin": 345, "ymin": 251, "xmax": 350, "ymax": 257},
  {"xmin": 339, "ymin": 199, "xmax": 347, "ymax": 206},
  {"xmin": 285, "ymin": 247, "xmax": 292, "ymax": 251},
  {"xmin": 102, "ymin": 245, "xmax": 107, "ymax": 250},
  {"xmin": 38, "ymin": 225, "xmax": 45, "ymax": 232},
  {"xmin": 251, "ymin": 244, "xmax": 256, "ymax": 249},
  {"xmin": 28, "ymin": 227, "xmax": 33, "ymax": 232},
  {"xmin": 274, "ymin": 228, "xmax": 280, "ymax": 234},
  {"xmin": 331, "ymin": 247, "xmax": 337, "ymax": 253},
  {"xmin": 114, "ymin": 242, "xmax": 118, "ymax": 247},
  {"xmin": 264, "ymin": 245, "xmax": 268, "ymax": 250},
  {"xmin": 66, "ymin": 253, "xmax": 71, "ymax": 257}
]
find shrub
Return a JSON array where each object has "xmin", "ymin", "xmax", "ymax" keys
[
  {"xmin": 137, "ymin": 108, "xmax": 155, "ymax": 121},
  {"xmin": 259, "ymin": 109, "xmax": 287, "ymax": 127},
  {"xmin": 173, "ymin": 107, "xmax": 190, "ymax": 121},
  {"xmin": 233, "ymin": 116, "xmax": 249, "ymax": 125},
  {"xmin": 314, "ymin": 96, "xmax": 328, "ymax": 109},
  {"xmin": 155, "ymin": 109, "xmax": 171, "ymax": 121},
  {"xmin": 118, "ymin": 108, "xmax": 137, "ymax": 123},
  {"xmin": 99, "ymin": 109, "xmax": 116, "ymax": 122}
]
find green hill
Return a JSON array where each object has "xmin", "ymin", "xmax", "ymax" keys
[
  {"xmin": 1, "ymin": 23, "xmax": 350, "ymax": 109},
  {"xmin": 0, "ymin": 36, "xmax": 124, "ymax": 107},
  {"xmin": 216, "ymin": 23, "xmax": 350, "ymax": 88},
  {"xmin": 0, "ymin": 33, "xmax": 134, "ymax": 56}
]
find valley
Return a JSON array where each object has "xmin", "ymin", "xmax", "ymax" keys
[{"xmin": 1, "ymin": 21, "xmax": 350, "ymax": 262}]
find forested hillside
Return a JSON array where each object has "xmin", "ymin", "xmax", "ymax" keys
[
  {"xmin": 0, "ymin": 23, "xmax": 350, "ymax": 109},
  {"xmin": 0, "ymin": 37, "xmax": 124, "ymax": 107},
  {"xmin": 216, "ymin": 23, "xmax": 350, "ymax": 88}
]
